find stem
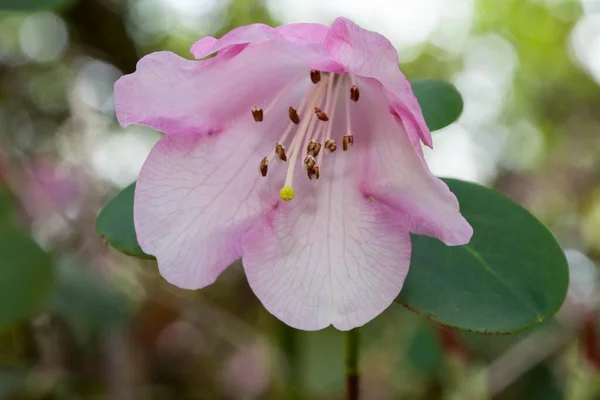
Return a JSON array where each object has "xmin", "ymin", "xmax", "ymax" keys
[{"xmin": 345, "ymin": 328, "xmax": 360, "ymax": 400}]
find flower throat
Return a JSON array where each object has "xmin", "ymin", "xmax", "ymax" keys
[{"xmin": 252, "ymin": 70, "xmax": 359, "ymax": 201}]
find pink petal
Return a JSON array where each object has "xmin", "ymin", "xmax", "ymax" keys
[
  {"xmin": 115, "ymin": 45, "xmax": 306, "ymax": 135},
  {"xmin": 325, "ymin": 17, "xmax": 432, "ymax": 147},
  {"xmin": 241, "ymin": 148, "xmax": 411, "ymax": 331},
  {"xmin": 190, "ymin": 23, "xmax": 329, "ymax": 59},
  {"xmin": 356, "ymin": 78, "xmax": 473, "ymax": 246},
  {"xmin": 134, "ymin": 117, "xmax": 287, "ymax": 290}
]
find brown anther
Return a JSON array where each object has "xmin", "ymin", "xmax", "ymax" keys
[
  {"xmin": 310, "ymin": 69, "xmax": 321, "ymax": 84},
  {"xmin": 275, "ymin": 143, "xmax": 287, "ymax": 162},
  {"xmin": 312, "ymin": 142, "xmax": 322, "ymax": 157},
  {"xmin": 314, "ymin": 107, "xmax": 329, "ymax": 121},
  {"xmin": 288, "ymin": 106, "xmax": 300, "ymax": 124},
  {"xmin": 306, "ymin": 140, "xmax": 322, "ymax": 157},
  {"xmin": 303, "ymin": 155, "xmax": 316, "ymax": 172},
  {"xmin": 350, "ymin": 85, "xmax": 360, "ymax": 102},
  {"xmin": 251, "ymin": 107, "xmax": 263, "ymax": 122},
  {"xmin": 308, "ymin": 165, "xmax": 320, "ymax": 180},
  {"xmin": 259, "ymin": 157, "xmax": 268, "ymax": 177},
  {"xmin": 342, "ymin": 135, "xmax": 354, "ymax": 151},
  {"xmin": 325, "ymin": 139, "xmax": 337, "ymax": 152}
]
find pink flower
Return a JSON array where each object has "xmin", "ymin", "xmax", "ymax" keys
[{"xmin": 114, "ymin": 17, "xmax": 473, "ymax": 331}]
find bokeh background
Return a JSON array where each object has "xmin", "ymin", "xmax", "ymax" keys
[{"xmin": 0, "ymin": 0, "xmax": 599, "ymax": 398}]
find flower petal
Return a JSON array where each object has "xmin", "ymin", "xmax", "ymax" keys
[
  {"xmin": 134, "ymin": 118, "xmax": 287, "ymax": 290},
  {"xmin": 190, "ymin": 23, "xmax": 329, "ymax": 59},
  {"xmin": 115, "ymin": 45, "xmax": 305, "ymax": 135},
  {"xmin": 241, "ymin": 148, "xmax": 411, "ymax": 331},
  {"xmin": 356, "ymin": 79, "xmax": 473, "ymax": 246},
  {"xmin": 325, "ymin": 17, "xmax": 432, "ymax": 147}
]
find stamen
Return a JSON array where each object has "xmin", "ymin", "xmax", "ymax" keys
[
  {"xmin": 251, "ymin": 107, "xmax": 263, "ymax": 122},
  {"xmin": 343, "ymin": 134, "xmax": 354, "ymax": 151},
  {"xmin": 275, "ymin": 143, "xmax": 287, "ymax": 162},
  {"xmin": 325, "ymin": 139, "xmax": 337, "ymax": 153},
  {"xmin": 306, "ymin": 140, "xmax": 321, "ymax": 157},
  {"xmin": 268, "ymin": 84, "xmax": 316, "ymax": 166},
  {"xmin": 308, "ymin": 73, "xmax": 335, "ymax": 148},
  {"xmin": 316, "ymin": 74, "xmax": 345, "ymax": 168},
  {"xmin": 303, "ymin": 155, "xmax": 316, "ymax": 172},
  {"xmin": 344, "ymin": 77, "xmax": 354, "ymax": 150},
  {"xmin": 349, "ymin": 73, "xmax": 359, "ymax": 102},
  {"xmin": 281, "ymin": 78, "xmax": 328, "ymax": 200},
  {"xmin": 314, "ymin": 107, "xmax": 329, "ymax": 121},
  {"xmin": 350, "ymin": 85, "xmax": 360, "ymax": 102},
  {"xmin": 310, "ymin": 70, "xmax": 321, "ymax": 84},
  {"xmin": 307, "ymin": 165, "xmax": 320, "ymax": 180},
  {"xmin": 259, "ymin": 157, "xmax": 268, "ymax": 176},
  {"xmin": 288, "ymin": 107, "xmax": 300, "ymax": 125}
]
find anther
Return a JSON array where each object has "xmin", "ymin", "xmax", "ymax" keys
[
  {"xmin": 275, "ymin": 143, "xmax": 287, "ymax": 162},
  {"xmin": 307, "ymin": 140, "xmax": 321, "ymax": 157},
  {"xmin": 325, "ymin": 139, "xmax": 337, "ymax": 152},
  {"xmin": 251, "ymin": 107, "xmax": 263, "ymax": 122},
  {"xmin": 308, "ymin": 165, "xmax": 320, "ymax": 180},
  {"xmin": 303, "ymin": 155, "xmax": 316, "ymax": 172},
  {"xmin": 288, "ymin": 106, "xmax": 300, "ymax": 125},
  {"xmin": 259, "ymin": 157, "xmax": 268, "ymax": 177},
  {"xmin": 350, "ymin": 85, "xmax": 360, "ymax": 102},
  {"xmin": 314, "ymin": 107, "xmax": 329, "ymax": 121},
  {"xmin": 342, "ymin": 135, "xmax": 354, "ymax": 151},
  {"xmin": 310, "ymin": 70, "xmax": 321, "ymax": 84}
]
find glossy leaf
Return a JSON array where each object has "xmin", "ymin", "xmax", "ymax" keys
[
  {"xmin": 397, "ymin": 178, "xmax": 569, "ymax": 333},
  {"xmin": 0, "ymin": 194, "xmax": 54, "ymax": 328},
  {"xmin": 411, "ymin": 80, "xmax": 463, "ymax": 131},
  {"xmin": 95, "ymin": 182, "xmax": 153, "ymax": 259}
]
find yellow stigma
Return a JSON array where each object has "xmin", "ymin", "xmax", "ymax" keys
[{"xmin": 279, "ymin": 186, "xmax": 295, "ymax": 201}]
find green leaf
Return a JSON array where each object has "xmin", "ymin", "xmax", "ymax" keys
[
  {"xmin": 0, "ymin": 195, "xmax": 54, "ymax": 328},
  {"xmin": 397, "ymin": 178, "xmax": 569, "ymax": 334},
  {"xmin": 0, "ymin": 0, "xmax": 74, "ymax": 11},
  {"xmin": 95, "ymin": 182, "xmax": 153, "ymax": 259},
  {"xmin": 411, "ymin": 80, "xmax": 463, "ymax": 131}
]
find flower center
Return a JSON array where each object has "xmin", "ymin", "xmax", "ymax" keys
[{"xmin": 253, "ymin": 70, "xmax": 359, "ymax": 201}]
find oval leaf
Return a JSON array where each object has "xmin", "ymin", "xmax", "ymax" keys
[
  {"xmin": 397, "ymin": 178, "xmax": 569, "ymax": 333},
  {"xmin": 0, "ymin": 195, "xmax": 54, "ymax": 328},
  {"xmin": 95, "ymin": 182, "xmax": 153, "ymax": 259},
  {"xmin": 411, "ymin": 80, "xmax": 463, "ymax": 131}
]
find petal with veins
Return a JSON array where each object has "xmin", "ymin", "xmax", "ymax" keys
[
  {"xmin": 356, "ymin": 79, "xmax": 473, "ymax": 246},
  {"xmin": 241, "ymin": 147, "xmax": 411, "ymax": 331},
  {"xmin": 134, "ymin": 118, "xmax": 287, "ymax": 290},
  {"xmin": 325, "ymin": 17, "xmax": 432, "ymax": 148},
  {"xmin": 115, "ymin": 45, "xmax": 305, "ymax": 136}
]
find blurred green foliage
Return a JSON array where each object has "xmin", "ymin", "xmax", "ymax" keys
[{"xmin": 0, "ymin": 190, "xmax": 54, "ymax": 329}]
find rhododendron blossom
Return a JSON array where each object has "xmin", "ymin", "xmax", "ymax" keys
[{"xmin": 114, "ymin": 17, "xmax": 473, "ymax": 330}]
